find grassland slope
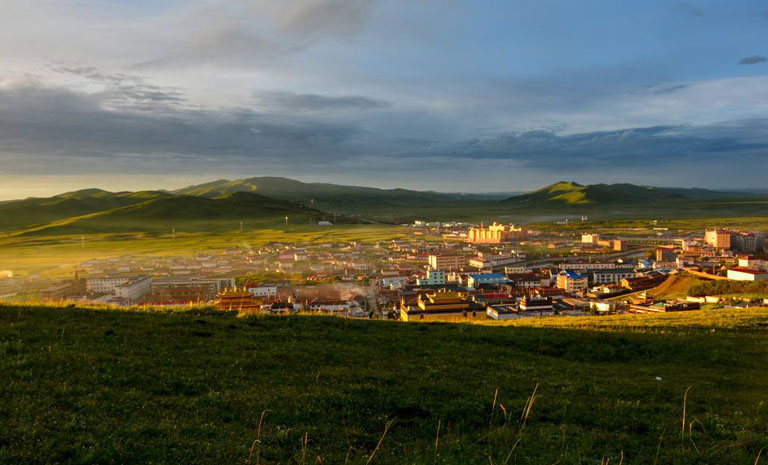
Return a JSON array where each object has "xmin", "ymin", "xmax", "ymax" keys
[{"xmin": 1, "ymin": 305, "xmax": 767, "ymax": 464}]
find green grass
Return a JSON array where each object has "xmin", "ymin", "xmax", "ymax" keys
[{"xmin": 1, "ymin": 305, "xmax": 767, "ymax": 464}]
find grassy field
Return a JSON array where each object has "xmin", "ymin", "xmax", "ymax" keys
[
  {"xmin": 1, "ymin": 305, "xmax": 767, "ymax": 464},
  {"xmin": 0, "ymin": 225, "xmax": 419, "ymax": 277}
]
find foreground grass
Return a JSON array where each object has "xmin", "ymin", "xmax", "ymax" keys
[{"xmin": 1, "ymin": 305, "xmax": 767, "ymax": 464}]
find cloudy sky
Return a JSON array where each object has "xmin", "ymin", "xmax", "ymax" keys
[{"xmin": 1, "ymin": 0, "xmax": 767, "ymax": 199}]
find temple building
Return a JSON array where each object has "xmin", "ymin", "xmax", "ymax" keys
[
  {"xmin": 399, "ymin": 289, "xmax": 485, "ymax": 322},
  {"xmin": 468, "ymin": 223, "xmax": 525, "ymax": 243},
  {"xmin": 214, "ymin": 287, "xmax": 264, "ymax": 313}
]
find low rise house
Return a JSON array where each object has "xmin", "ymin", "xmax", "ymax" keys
[
  {"xmin": 727, "ymin": 267, "xmax": 768, "ymax": 281},
  {"xmin": 467, "ymin": 273, "xmax": 510, "ymax": 289},
  {"xmin": 592, "ymin": 269, "xmax": 637, "ymax": 285}
]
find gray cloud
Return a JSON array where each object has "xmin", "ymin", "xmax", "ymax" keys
[
  {"xmin": 256, "ymin": 90, "xmax": 390, "ymax": 112},
  {"xmin": 278, "ymin": 0, "xmax": 376, "ymax": 39},
  {"xmin": 0, "ymin": 82, "xmax": 367, "ymax": 174},
  {"xmin": 652, "ymin": 84, "xmax": 689, "ymax": 95},
  {"xmin": 414, "ymin": 120, "xmax": 768, "ymax": 169},
  {"xmin": 53, "ymin": 65, "xmax": 186, "ymax": 107},
  {"xmin": 739, "ymin": 55, "xmax": 767, "ymax": 65},
  {"xmin": 133, "ymin": 22, "xmax": 295, "ymax": 70},
  {"xmin": 134, "ymin": 0, "xmax": 378, "ymax": 70}
]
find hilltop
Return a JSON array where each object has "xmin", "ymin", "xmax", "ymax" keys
[
  {"xmin": 2, "ymin": 305, "xmax": 767, "ymax": 464},
  {"xmin": 502, "ymin": 181, "xmax": 744, "ymax": 206}
]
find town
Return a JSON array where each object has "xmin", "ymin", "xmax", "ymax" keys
[{"xmin": 7, "ymin": 221, "xmax": 766, "ymax": 322}]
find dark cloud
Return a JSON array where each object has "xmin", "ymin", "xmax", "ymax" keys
[
  {"xmin": 0, "ymin": 82, "xmax": 366, "ymax": 174},
  {"xmin": 414, "ymin": 120, "xmax": 768, "ymax": 169},
  {"xmin": 739, "ymin": 55, "xmax": 767, "ymax": 65},
  {"xmin": 256, "ymin": 90, "xmax": 390, "ymax": 112}
]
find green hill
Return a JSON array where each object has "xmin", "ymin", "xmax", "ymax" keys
[
  {"xmin": 2, "ymin": 305, "xmax": 768, "ymax": 464},
  {"xmin": 0, "ymin": 189, "xmax": 173, "ymax": 231},
  {"xmin": 174, "ymin": 176, "xmax": 479, "ymax": 211},
  {"xmin": 502, "ymin": 181, "xmax": 747, "ymax": 206},
  {"xmin": 15, "ymin": 192, "xmax": 322, "ymax": 235}
]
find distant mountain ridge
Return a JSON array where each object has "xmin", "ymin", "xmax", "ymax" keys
[
  {"xmin": 1, "ymin": 177, "xmax": 766, "ymax": 234},
  {"xmin": 173, "ymin": 176, "xmax": 479, "ymax": 211}
]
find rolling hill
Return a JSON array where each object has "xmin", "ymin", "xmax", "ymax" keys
[
  {"xmin": 14, "ymin": 192, "xmax": 323, "ymax": 235},
  {"xmin": 173, "ymin": 176, "xmax": 494, "ymax": 211},
  {"xmin": 502, "ymin": 181, "xmax": 757, "ymax": 206},
  {"xmin": 0, "ymin": 189, "xmax": 173, "ymax": 231},
  {"xmin": 2, "ymin": 178, "xmax": 768, "ymax": 235}
]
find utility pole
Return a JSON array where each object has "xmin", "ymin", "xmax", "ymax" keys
[{"xmin": 172, "ymin": 228, "xmax": 176, "ymax": 240}]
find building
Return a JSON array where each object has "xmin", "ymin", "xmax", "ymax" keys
[
  {"xmin": 518, "ymin": 296, "xmax": 554, "ymax": 312},
  {"xmin": 428, "ymin": 254, "xmax": 468, "ymax": 270},
  {"xmin": 380, "ymin": 276, "xmax": 408, "ymax": 289},
  {"xmin": 40, "ymin": 279, "xmax": 86, "ymax": 301},
  {"xmin": 504, "ymin": 264, "xmax": 526, "ymax": 274},
  {"xmin": 469, "ymin": 252, "xmax": 524, "ymax": 270},
  {"xmin": 114, "ymin": 276, "xmax": 152, "ymax": 302},
  {"xmin": 737, "ymin": 256, "xmax": 768, "ymax": 271},
  {"xmin": 656, "ymin": 247, "xmax": 678, "ymax": 262},
  {"xmin": 467, "ymin": 223, "xmax": 524, "ymax": 243},
  {"xmin": 726, "ymin": 267, "xmax": 768, "ymax": 281},
  {"xmin": 150, "ymin": 277, "xmax": 236, "ymax": 302},
  {"xmin": 307, "ymin": 299, "xmax": 352, "ymax": 314},
  {"xmin": 581, "ymin": 233, "xmax": 600, "ymax": 244},
  {"xmin": 467, "ymin": 273, "xmax": 510, "ymax": 288},
  {"xmin": 705, "ymin": 229, "xmax": 732, "ymax": 249},
  {"xmin": 417, "ymin": 269, "xmax": 446, "ymax": 286},
  {"xmin": 738, "ymin": 233, "xmax": 767, "ymax": 254},
  {"xmin": 247, "ymin": 283, "xmax": 279, "ymax": 298},
  {"xmin": 592, "ymin": 269, "xmax": 637, "ymax": 285},
  {"xmin": 400, "ymin": 289, "xmax": 484, "ymax": 321},
  {"xmin": 214, "ymin": 288, "xmax": 263, "ymax": 312},
  {"xmin": 556, "ymin": 271, "xmax": 588, "ymax": 294},
  {"xmin": 86, "ymin": 276, "xmax": 143, "ymax": 294},
  {"xmin": 556, "ymin": 262, "xmax": 617, "ymax": 271}
]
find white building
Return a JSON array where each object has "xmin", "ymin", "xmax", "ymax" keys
[
  {"xmin": 87, "ymin": 276, "xmax": 147, "ymax": 294},
  {"xmin": 727, "ymin": 267, "xmax": 768, "ymax": 281},
  {"xmin": 417, "ymin": 269, "xmax": 446, "ymax": 286},
  {"xmin": 247, "ymin": 284, "xmax": 279, "ymax": 298},
  {"xmin": 592, "ymin": 269, "xmax": 637, "ymax": 285},
  {"xmin": 114, "ymin": 276, "xmax": 153, "ymax": 302},
  {"xmin": 557, "ymin": 262, "xmax": 617, "ymax": 271}
]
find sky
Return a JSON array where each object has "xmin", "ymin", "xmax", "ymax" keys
[{"xmin": 1, "ymin": 0, "xmax": 767, "ymax": 199}]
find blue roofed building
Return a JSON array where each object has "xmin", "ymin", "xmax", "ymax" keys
[
  {"xmin": 467, "ymin": 273, "xmax": 510, "ymax": 289},
  {"xmin": 556, "ymin": 270, "xmax": 588, "ymax": 294}
]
